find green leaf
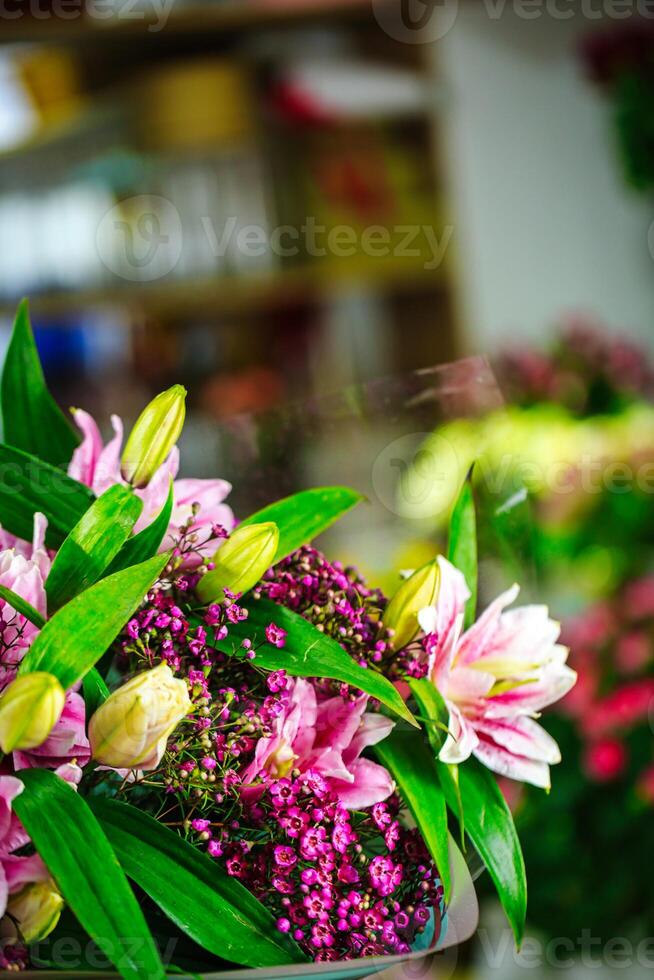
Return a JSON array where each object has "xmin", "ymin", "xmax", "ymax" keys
[
  {"xmin": 0, "ymin": 584, "xmax": 45, "ymax": 629},
  {"xmin": 220, "ymin": 598, "xmax": 417, "ymax": 727},
  {"xmin": 409, "ymin": 678, "xmax": 449, "ymax": 754},
  {"xmin": 82, "ymin": 667, "xmax": 109, "ymax": 716},
  {"xmin": 106, "ymin": 481, "xmax": 174, "ymax": 577},
  {"xmin": 1, "ymin": 300, "xmax": 80, "ymax": 468},
  {"xmin": 46, "ymin": 486, "xmax": 143, "ymax": 613},
  {"xmin": 13, "ymin": 769, "xmax": 164, "ymax": 980},
  {"xmin": 477, "ymin": 471, "xmax": 536, "ymax": 596},
  {"xmin": 373, "ymin": 727, "xmax": 451, "ymax": 901},
  {"xmin": 448, "ymin": 470, "xmax": 477, "ymax": 629},
  {"xmin": 19, "ymin": 552, "xmax": 168, "ymax": 689},
  {"xmin": 0, "ymin": 443, "xmax": 94, "ymax": 549},
  {"xmin": 409, "ymin": 678, "xmax": 466, "ymax": 848},
  {"xmin": 241, "ymin": 487, "xmax": 364, "ymax": 563},
  {"xmin": 438, "ymin": 762, "xmax": 465, "ymax": 851},
  {"xmin": 91, "ymin": 799, "xmax": 307, "ymax": 968},
  {"xmin": 441, "ymin": 757, "xmax": 526, "ymax": 944}
]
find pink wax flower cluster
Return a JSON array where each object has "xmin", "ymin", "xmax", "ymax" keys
[
  {"xmin": 68, "ymin": 409, "xmax": 235, "ymax": 565},
  {"xmin": 417, "ymin": 557, "xmax": 576, "ymax": 789}
]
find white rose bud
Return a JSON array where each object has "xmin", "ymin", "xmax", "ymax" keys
[
  {"xmin": 6, "ymin": 881, "xmax": 64, "ymax": 943},
  {"xmin": 89, "ymin": 663, "xmax": 191, "ymax": 770}
]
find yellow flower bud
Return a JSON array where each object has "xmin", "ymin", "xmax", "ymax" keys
[
  {"xmin": 196, "ymin": 522, "xmax": 279, "ymax": 604},
  {"xmin": 121, "ymin": 385, "xmax": 187, "ymax": 488},
  {"xmin": 6, "ymin": 881, "xmax": 64, "ymax": 943},
  {"xmin": 383, "ymin": 559, "xmax": 441, "ymax": 650},
  {"xmin": 89, "ymin": 663, "xmax": 191, "ymax": 770},
  {"xmin": 0, "ymin": 673, "xmax": 65, "ymax": 752}
]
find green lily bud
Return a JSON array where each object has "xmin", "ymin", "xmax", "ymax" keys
[
  {"xmin": 196, "ymin": 522, "xmax": 279, "ymax": 604},
  {"xmin": 383, "ymin": 559, "xmax": 440, "ymax": 650},
  {"xmin": 7, "ymin": 881, "xmax": 64, "ymax": 943},
  {"xmin": 0, "ymin": 672, "xmax": 65, "ymax": 752},
  {"xmin": 121, "ymin": 384, "xmax": 187, "ymax": 488}
]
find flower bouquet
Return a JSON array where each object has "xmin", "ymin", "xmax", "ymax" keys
[{"xmin": 0, "ymin": 301, "xmax": 575, "ymax": 977}]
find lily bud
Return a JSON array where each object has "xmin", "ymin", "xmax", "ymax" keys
[
  {"xmin": 89, "ymin": 663, "xmax": 191, "ymax": 770},
  {"xmin": 0, "ymin": 672, "xmax": 65, "ymax": 752},
  {"xmin": 7, "ymin": 881, "xmax": 64, "ymax": 943},
  {"xmin": 383, "ymin": 559, "xmax": 441, "ymax": 650},
  {"xmin": 121, "ymin": 384, "xmax": 186, "ymax": 488},
  {"xmin": 196, "ymin": 521, "xmax": 279, "ymax": 604}
]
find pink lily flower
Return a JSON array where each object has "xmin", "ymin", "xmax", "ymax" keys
[
  {"xmin": 241, "ymin": 678, "xmax": 395, "ymax": 808},
  {"xmin": 68, "ymin": 410, "xmax": 234, "ymax": 565},
  {"xmin": 0, "ymin": 777, "xmax": 49, "ymax": 920},
  {"xmin": 419, "ymin": 557, "xmax": 576, "ymax": 789},
  {"xmin": 0, "ymin": 515, "xmax": 50, "ymax": 688}
]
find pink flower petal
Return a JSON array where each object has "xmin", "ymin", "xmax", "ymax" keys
[{"xmin": 68, "ymin": 408, "xmax": 103, "ymax": 486}]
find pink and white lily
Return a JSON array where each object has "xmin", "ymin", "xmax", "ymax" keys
[
  {"xmin": 419, "ymin": 556, "xmax": 576, "ymax": 789},
  {"xmin": 242, "ymin": 677, "xmax": 395, "ymax": 808},
  {"xmin": 68, "ymin": 410, "xmax": 235, "ymax": 565},
  {"xmin": 0, "ymin": 514, "xmax": 50, "ymax": 689}
]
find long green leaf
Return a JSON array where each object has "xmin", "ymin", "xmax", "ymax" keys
[
  {"xmin": 221, "ymin": 598, "xmax": 417, "ymax": 727},
  {"xmin": 373, "ymin": 727, "xmax": 451, "ymax": 901},
  {"xmin": 448, "ymin": 470, "xmax": 477, "ymax": 629},
  {"xmin": 409, "ymin": 678, "xmax": 466, "ymax": 849},
  {"xmin": 1, "ymin": 300, "xmax": 80, "ymax": 468},
  {"xmin": 106, "ymin": 482, "xmax": 174, "ymax": 577},
  {"xmin": 241, "ymin": 487, "xmax": 364, "ymax": 563},
  {"xmin": 91, "ymin": 799, "xmax": 306, "ymax": 968},
  {"xmin": 46, "ymin": 485, "xmax": 143, "ymax": 613},
  {"xmin": 0, "ymin": 584, "xmax": 45, "ymax": 629},
  {"xmin": 19, "ymin": 552, "xmax": 168, "ymax": 688},
  {"xmin": 441, "ymin": 757, "xmax": 527, "ymax": 944},
  {"xmin": 0, "ymin": 443, "xmax": 94, "ymax": 549},
  {"xmin": 13, "ymin": 769, "xmax": 164, "ymax": 980}
]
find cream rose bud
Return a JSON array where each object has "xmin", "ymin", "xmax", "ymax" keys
[
  {"xmin": 6, "ymin": 881, "xmax": 64, "ymax": 943},
  {"xmin": 0, "ymin": 672, "xmax": 65, "ymax": 752},
  {"xmin": 89, "ymin": 663, "xmax": 191, "ymax": 770}
]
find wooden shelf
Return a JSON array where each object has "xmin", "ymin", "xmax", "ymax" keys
[
  {"xmin": 0, "ymin": 0, "xmax": 374, "ymax": 44},
  {"xmin": 0, "ymin": 261, "xmax": 447, "ymax": 322}
]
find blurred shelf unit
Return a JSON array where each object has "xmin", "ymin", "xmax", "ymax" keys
[
  {"xmin": 0, "ymin": 0, "xmax": 459, "ymax": 369},
  {"xmin": 0, "ymin": 262, "xmax": 448, "ymax": 320},
  {"xmin": 0, "ymin": 0, "xmax": 373, "ymax": 44}
]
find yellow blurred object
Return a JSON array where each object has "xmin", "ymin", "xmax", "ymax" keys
[
  {"xmin": 137, "ymin": 59, "xmax": 257, "ymax": 152},
  {"xmin": 17, "ymin": 48, "xmax": 84, "ymax": 126}
]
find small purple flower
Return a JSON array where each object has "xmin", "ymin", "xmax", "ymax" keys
[
  {"xmin": 265, "ymin": 623, "xmax": 287, "ymax": 648},
  {"xmin": 273, "ymin": 845, "xmax": 297, "ymax": 869}
]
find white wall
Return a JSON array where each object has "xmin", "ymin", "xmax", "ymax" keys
[{"xmin": 433, "ymin": 9, "xmax": 654, "ymax": 352}]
